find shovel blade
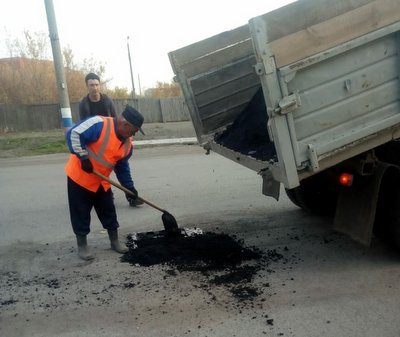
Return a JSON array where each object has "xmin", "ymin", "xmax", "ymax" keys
[{"xmin": 162, "ymin": 211, "xmax": 179, "ymax": 234}]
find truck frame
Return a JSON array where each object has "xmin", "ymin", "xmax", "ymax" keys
[{"xmin": 169, "ymin": 0, "xmax": 400, "ymax": 248}]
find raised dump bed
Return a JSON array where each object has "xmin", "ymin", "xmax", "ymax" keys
[{"xmin": 170, "ymin": 0, "xmax": 400, "ymax": 187}]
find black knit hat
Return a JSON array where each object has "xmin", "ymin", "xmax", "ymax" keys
[{"xmin": 122, "ymin": 105, "xmax": 145, "ymax": 135}]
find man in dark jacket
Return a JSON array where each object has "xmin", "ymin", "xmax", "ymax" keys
[
  {"xmin": 79, "ymin": 72, "xmax": 143, "ymax": 208},
  {"xmin": 79, "ymin": 73, "xmax": 117, "ymax": 120}
]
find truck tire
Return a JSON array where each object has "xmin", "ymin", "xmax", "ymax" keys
[
  {"xmin": 373, "ymin": 167, "xmax": 400, "ymax": 249},
  {"xmin": 285, "ymin": 172, "xmax": 339, "ymax": 216},
  {"xmin": 375, "ymin": 140, "xmax": 400, "ymax": 166},
  {"xmin": 284, "ymin": 188, "xmax": 302, "ymax": 208}
]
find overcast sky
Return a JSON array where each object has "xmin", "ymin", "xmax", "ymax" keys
[{"xmin": 0, "ymin": 0, "xmax": 296, "ymax": 92}]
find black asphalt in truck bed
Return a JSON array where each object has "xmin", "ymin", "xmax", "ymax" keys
[{"xmin": 215, "ymin": 87, "xmax": 277, "ymax": 162}]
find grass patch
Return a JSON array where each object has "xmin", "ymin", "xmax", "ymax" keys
[
  {"xmin": 31, "ymin": 139, "xmax": 68, "ymax": 155},
  {"xmin": 0, "ymin": 131, "xmax": 68, "ymax": 157}
]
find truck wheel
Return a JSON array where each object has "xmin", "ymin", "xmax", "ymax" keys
[
  {"xmin": 285, "ymin": 188, "xmax": 302, "ymax": 208},
  {"xmin": 285, "ymin": 173, "xmax": 339, "ymax": 216},
  {"xmin": 373, "ymin": 167, "xmax": 400, "ymax": 249}
]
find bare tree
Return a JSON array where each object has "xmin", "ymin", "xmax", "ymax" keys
[
  {"xmin": 106, "ymin": 86, "xmax": 130, "ymax": 99},
  {"xmin": 23, "ymin": 30, "xmax": 49, "ymax": 60},
  {"xmin": 0, "ymin": 30, "xmax": 108, "ymax": 104},
  {"xmin": 145, "ymin": 81, "xmax": 182, "ymax": 98},
  {"xmin": 63, "ymin": 45, "xmax": 76, "ymax": 70}
]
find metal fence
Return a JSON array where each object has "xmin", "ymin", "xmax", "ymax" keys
[{"xmin": 0, "ymin": 97, "xmax": 190, "ymax": 132}]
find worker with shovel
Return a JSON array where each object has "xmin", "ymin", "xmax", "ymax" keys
[{"xmin": 65, "ymin": 105, "xmax": 145, "ymax": 260}]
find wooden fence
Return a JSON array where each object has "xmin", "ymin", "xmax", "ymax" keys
[{"xmin": 0, "ymin": 97, "xmax": 190, "ymax": 132}]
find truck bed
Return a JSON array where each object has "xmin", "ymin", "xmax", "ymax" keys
[{"xmin": 169, "ymin": 0, "xmax": 400, "ymax": 189}]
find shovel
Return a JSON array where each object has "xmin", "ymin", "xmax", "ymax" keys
[{"xmin": 92, "ymin": 169, "xmax": 180, "ymax": 235}]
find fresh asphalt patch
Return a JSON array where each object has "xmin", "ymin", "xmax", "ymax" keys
[{"xmin": 121, "ymin": 229, "xmax": 287, "ymax": 305}]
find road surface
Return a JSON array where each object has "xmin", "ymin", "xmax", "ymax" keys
[{"xmin": 0, "ymin": 145, "xmax": 399, "ymax": 337}]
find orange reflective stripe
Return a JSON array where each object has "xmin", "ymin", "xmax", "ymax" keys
[
  {"xmin": 87, "ymin": 118, "xmax": 114, "ymax": 169},
  {"xmin": 86, "ymin": 118, "xmax": 114, "ymax": 169},
  {"xmin": 96, "ymin": 118, "xmax": 111, "ymax": 158}
]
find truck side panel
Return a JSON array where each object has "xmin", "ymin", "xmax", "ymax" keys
[
  {"xmin": 284, "ymin": 31, "xmax": 400, "ymax": 170},
  {"xmin": 250, "ymin": 0, "xmax": 400, "ymax": 187},
  {"xmin": 270, "ymin": 0, "xmax": 400, "ymax": 67},
  {"xmin": 169, "ymin": 25, "xmax": 259, "ymax": 141}
]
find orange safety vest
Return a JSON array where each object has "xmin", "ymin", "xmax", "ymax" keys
[{"xmin": 65, "ymin": 117, "xmax": 132, "ymax": 192}]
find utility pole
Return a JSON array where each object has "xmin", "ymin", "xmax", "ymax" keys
[
  {"xmin": 44, "ymin": 0, "xmax": 72, "ymax": 133},
  {"xmin": 127, "ymin": 36, "xmax": 136, "ymax": 99}
]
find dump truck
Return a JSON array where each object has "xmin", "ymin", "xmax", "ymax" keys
[{"xmin": 169, "ymin": 0, "xmax": 400, "ymax": 248}]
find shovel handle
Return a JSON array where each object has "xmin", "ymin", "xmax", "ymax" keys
[{"xmin": 92, "ymin": 169, "xmax": 166, "ymax": 213}]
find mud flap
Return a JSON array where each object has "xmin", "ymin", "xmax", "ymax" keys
[
  {"xmin": 333, "ymin": 162, "xmax": 390, "ymax": 246},
  {"xmin": 261, "ymin": 169, "xmax": 280, "ymax": 200}
]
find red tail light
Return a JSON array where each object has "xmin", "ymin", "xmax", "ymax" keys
[{"xmin": 339, "ymin": 173, "xmax": 353, "ymax": 186}]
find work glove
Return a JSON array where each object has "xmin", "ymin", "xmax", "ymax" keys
[
  {"xmin": 125, "ymin": 186, "xmax": 138, "ymax": 201},
  {"xmin": 125, "ymin": 186, "xmax": 143, "ymax": 206},
  {"xmin": 81, "ymin": 158, "xmax": 93, "ymax": 173}
]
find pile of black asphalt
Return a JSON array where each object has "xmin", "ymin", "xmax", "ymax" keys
[{"xmin": 121, "ymin": 230, "xmax": 285, "ymax": 303}]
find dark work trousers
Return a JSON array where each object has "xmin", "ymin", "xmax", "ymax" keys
[{"xmin": 67, "ymin": 177, "xmax": 119, "ymax": 236}]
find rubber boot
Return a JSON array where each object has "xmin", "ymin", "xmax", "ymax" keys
[
  {"xmin": 108, "ymin": 229, "xmax": 128, "ymax": 254},
  {"xmin": 76, "ymin": 235, "xmax": 95, "ymax": 260}
]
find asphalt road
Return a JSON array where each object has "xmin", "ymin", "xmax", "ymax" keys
[{"xmin": 0, "ymin": 145, "xmax": 399, "ymax": 337}]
